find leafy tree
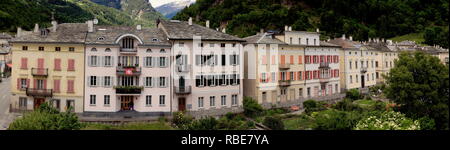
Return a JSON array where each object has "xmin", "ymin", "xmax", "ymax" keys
[
  {"xmin": 243, "ymin": 96, "xmax": 264, "ymax": 118},
  {"xmin": 303, "ymin": 99, "xmax": 326, "ymax": 113},
  {"xmin": 263, "ymin": 116, "xmax": 284, "ymax": 130},
  {"xmin": 384, "ymin": 51, "xmax": 449, "ymax": 130},
  {"xmin": 346, "ymin": 89, "xmax": 361, "ymax": 101}
]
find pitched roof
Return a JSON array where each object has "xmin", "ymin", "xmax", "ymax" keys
[
  {"xmin": 328, "ymin": 38, "xmax": 361, "ymax": 50},
  {"xmin": 158, "ymin": 20, "xmax": 244, "ymax": 41},
  {"xmin": 243, "ymin": 33, "xmax": 285, "ymax": 44},
  {"xmin": 366, "ymin": 42, "xmax": 393, "ymax": 52},
  {"xmin": 85, "ymin": 25, "xmax": 171, "ymax": 46},
  {"xmin": 11, "ymin": 23, "xmax": 88, "ymax": 43},
  {"xmin": 0, "ymin": 33, "xmax": 13, "ymax": 39}
]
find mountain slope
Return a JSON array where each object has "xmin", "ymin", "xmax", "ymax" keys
[
  {"xmin": 0, "ymin": 0, "xmax": 135, "ymax": 32},
  {"xmin": 174, "ymin": 0, "xmax": 448, "ymax": 48},
  {"xmin": 156, "ymin": 0, "xmax": 196, "ymax": 19}
]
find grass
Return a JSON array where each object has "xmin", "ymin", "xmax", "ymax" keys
[
  {"xmin": 82, "ymin": 122, "xmax": 175, "ymax": 130},
  {"xmin": 389, "ymin": 33, "xmax": 427, "ymax": 46},
  {"xmin": 282, "ymin": 114, "xmax": 315, "ymax": 130}
]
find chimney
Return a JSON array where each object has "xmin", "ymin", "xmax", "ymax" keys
[
  {"xmin": 51, "ymin": 20, "xmax": 58, "ymax": 32},
  {"xmin": 34, "ymin": 24, "xmax": 39, "ymax": 33},
  {"xmin": 342, "ymin": 34, "xmax": 346, "ymax": 40},
  {"xmin": 206, "ymin": 20, "xmax": 210, "ymax": 28},
  {"xmin": 188, "ymin": 17, "xmax": 193, "ymax": 25},
  {"xmin": 260, "ymin": 28, "xmax": 264, "ymax": 34},
  {"xmin": 316, "ymin": 28, "xmax": 320, "ymax": 33},
  {"xmin": 16, "ymin": 27, "xmax": 22, "ymax": 37},
  {"xmin": 222, "ymin": 28, "xmax": 226, "ymax": 33},
  {"xmin": 137, "ymin": 25, "xmax": 142, "ymax": 30},
  {"xmin": 288, "ymin": 26, "xmax": 292, "ymax": 31},
  {"xmin": 87, "ymin": 20, "xmax": 94, "ymax": 33},
  {"xmin": 284, "ymin": 25, "xmax": 288, "ymax": 31},
  {"xmin": 349, "ymin": 36, "xmax": 353, "ymax": 41}
]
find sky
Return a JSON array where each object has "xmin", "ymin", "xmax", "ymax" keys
[{"xmin": 149, "ymin": 0, "xmax": 193, "ymax": 7}]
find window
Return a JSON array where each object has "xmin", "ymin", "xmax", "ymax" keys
[
  {"xmin": 144, "ymin": 57, "xmax": 153, "ymax": 67},
  {"xmin": 152, "ymin": 38, "xmax": 158, "ymax": 42},
  {"xmin": 145, "ymin": 77, "xmax": 152, "ymax": 87},
  {"xmin": 22, "ymin": 46, "xmax": 28, "ymax": 50},
  {"xmin": 67, "ymin": 80, "xmax": 74, "ymax": 93},
  {"xmin": 160, "ymin": 49, "xmax": 166, "ymax": 53},
  {"xmin": 53, "ymin": 79, "xmax": 60, "ymax": 93},
  {"xmin": 39, "ymin": 47, "xmax": 44, "ymax": 51},
  {"xmin": 159, "ymin": 57, "xmax": 166, "ymax": 67},
  {"xmin": 54, "ymin": 59, "xmax": 61, "ymax": 71},
  {"xmin": 91, "ymin": 48, "xmax": 97, "ymax": 51},
  {"xmin": 146, "ymin": 49, "xmax": 152, "ymax": 53},
  {"xmin": 198, "ymin": 97, "xmax": 204, "ymax": 108},
  {"xmin": 19, "ymin": 97, "xmax": 27, "ymax": 109},
  {"xmin": 232, "ymin": 95, "xmax": 238, "ymax": 106},
  {"xmin": 90, "ymin": 95, "xmax": 96, "ymax": 105},
  {"xmin": 104, "ymin": 56, "xmax": 112, "ymax": 66},
  {"xmin": 179, "ymin": 42, "xmax": 184, "ymax": 47},
  {"xmin": 159, "ymin": 77, "xmax": 166, "ymax": 87},
  {"xmin": 104, "ymin": 95, "xmax": 110, "ymax": 105},
  {"xmin": 221, "ymin": 95, "xmax": 226, "ymax": 106},
  {"xmin": 104, "ymin": 76, "xmax": 111, "ymax": 87},
  {"xmin": 307, "ymin": 87, "xmax": 311, "ymax": 97},
  {"xmin": 230, "ymin": 54, "xmax": 239, "ymax": 65},
  {"xmin": 210, "ymin": 96, "xmax": 215, "ymax": 107},
  {"xmin": 306, "ymin": 38, "xmax": 309, "ymax": 45},
  {"xmin": 262, "ymin": 92, "xmax": 267, "ymax": 102},
  {"xmin": 90, "ymin": 76, "xmax": 97, "ymax": 86},
  {"xmin": 55, "ymin": 47, "xmax": 61, "ymax": 51},
  {"xmin": 69, "ymin": 47, "xmax": 75, "ymax": 52},
  {"xmin": 19, "ymin": 79, "xmax": 27, "ymax": 90},
  {"xmin": 105, "ymin": 48, "xmax": 111, "ymax": 52},
  {"xmin": 299, "ymin": 88, "xmax": 303, "ymax": 97},
  {"xmin": 350, "ymin": 75, "xmax": 353, "ymax": 83},
  {"xmin": 68, "ymin": 59, "xmax": 75, "ymax": 71},
  {"xmin": 210, "ymin": 43, "xmax": 215, "ymax": 47},
  {"xmin": 89, "ymin": 56, "xmax": 98, "ymax": 66},
  {"xmin": 221, "ymin": 55, "xmax": 226, "ymax": 66},
  {"xmin": 66, "ymin": 100, "xmax": 75, "ymax": 112},
  {"xmin": 51, "ymin": 99, "xmax": 60, "ymax": 110},
  {"xmin": 356, "ymin": 75, "xmax": 359, "ymax": 83},
  {"xmin": 220, "ymin": 43, "xmax": 225, "ymax": 47},
  {"xmin": 97, "ymin": 37, "xmax": 105, "ymax": 41},
  {"xmin": 355, "ymin": 61, "xmax": 358, "ymax": 69},
  {"xmin": 335, "ymin": 84, "xmax": 338, "ymax": 93},
  {"xmin": 146, "ymin": 95, "xmax": 152, "ymax": 106}
]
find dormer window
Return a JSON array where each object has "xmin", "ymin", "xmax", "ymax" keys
[
  {"xmin": 121, "ymin": 37, "xmax": 135, "ymax": 49},
  {"xmin": 91, "ymin": 48, "xmax": 97, "ymax": 52},
  {"xmin": 314, "ymin": 39, "xmax": 316, "ymax": 45},
  {"xmin": 105, "ymin": 48, "xmax": 111, "ymax": 52},
  {"xmin": 152, "ymin": 38, "xmax": 158, "ymax": 42},
  {"xmin": 40, "ymin": 29, "xmax": 48, "ymax": 37},
  {"xmin": 160, "ymin": 49, "xmax": 166, "ymax": 53},
  {"xmin": 97, "ymin": 37, "xmax": 105, "ymax": 41},
  {"xmin": 220, "ymin": 43, "xmax": 226, "ymax": 47},
  {"xmin": 306, "ymin": 38, "xmax": 309, "ymax": 45},
  {"xmin": 146, "ymin": 49, "xmax": 152, "ymax": 53}
]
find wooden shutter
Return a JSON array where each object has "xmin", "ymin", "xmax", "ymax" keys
[
  {"xmin": 68, "ymin": 59, "xmax": 75, "ymax": 71},
  {"xmin": 280, "ymin": 55, "xmax": 285, "ymax": 64},
  {"xmin": 290, "ymin": 55, "xmax": 294, "ymax": 64},
  {"xmin": 17, "ymin": 79, "xmax": 20, "ymax": 90},
  {"xmin": 54, "ymin": 59, "xmax": 61, "ymax": 70}
]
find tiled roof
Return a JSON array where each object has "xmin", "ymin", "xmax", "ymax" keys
[
  {"xmin": 320, "ymin": 41, "xmax": 340, "ymax": 47},
  {"xmin": 243, "ymin": 33, "xmax": 285, "ymax": 44},
  {"xmin": 159, "ymin": 20, "xmax": 244, "ymax": 41},
  {"xmin": 328, "ymin": 38, "xmax": 361, "ymax": 50},
  {"xmin": 85, "ymin": 25, "xmax": 171, "ymax": 46},
  {"xmin": 397, "ymin": 40, "xmax": 417, "ymax": 46},
  {"xmin": 0, "ymin": 32, "xmax": 13, "ymax": 39},
  {"xmin": 366, "ymin": 42, "xmax": 392, "ymax": 52},
  {"xmin": 11, "ymin": 23, "xmax": 88, "ymax": 43}
]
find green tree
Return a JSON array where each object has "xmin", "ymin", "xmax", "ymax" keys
[
  {"xmin": 263, "ymin": 116, "xmax": 284, "ymax": 130},
  {"xmin": 384, "ymin": 51, "xmax": 449, "ymax": 130},
  {"xmin": 243, "ymin": 97, "xmax": 264, "ymax": 118},
  {"xmin": 346, "ymin": 89, "xmax": 361, "ymax": 101}
]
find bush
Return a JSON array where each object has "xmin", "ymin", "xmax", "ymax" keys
[
  {"xmin": 243, "ymin": 97, "xmax": 264, "ymax": 118},
  {"xmin": 187, "ymin": 117, "xmax": 218, "ymax": 130},
  {"xmin": 8, "ymin": 103, "xmax": 82, "ymax": 130},
  {"xmin": 354, "ymin": 111, "xmax": 421, "ymax": 130},
  {"xmin": 303, "ymin": 100, "xmax": 326, "ymax": 113},
  {"xmin": 418, "ymin": 117, "xmax": 436, "ymax": 130},
  {"xmin": 346, "ymin": 89, "xmax": 361, "ymax": 100},
  {"xmin": 172, "ymin": 112, "xmax": 193, "ymax": 129},
  {"xmin": 333, "ymin": 99, "xmax": 362, "ymax": 111},
  {"xmin": 265, "ymin": 108, "xmax": 288, "ymax": 116},
  {"xmin": 312, "ymin": 109, "xmax": 362, "ymax": 130},
  {"xmin": 263, "ymin": 116, "xmax": 284, "ymax": 130}
]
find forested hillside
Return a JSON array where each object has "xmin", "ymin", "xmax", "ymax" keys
[
  {"xmin": 174, "ymin": 0, "xmax": 448, "ymax": 48},
  {"xmin": 0, "ymin": 0, "xmax": 161, "ymax": 33}
]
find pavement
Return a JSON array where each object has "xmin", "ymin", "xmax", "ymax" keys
[{"xmin": 0, "ymin": 77, "xmax": 19, "ymax": 130}]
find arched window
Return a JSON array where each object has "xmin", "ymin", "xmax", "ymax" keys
[
  {"xmin": 152, "ymin": 38, "xmax": 158, "ymax": 42},
  {"xmin": 97, "ymin": 37, "xmax": 105, "ymax": 41},
  {"xmin": 121, "ymin": 37, "xmax": 135, "ymax": 49},
  {"xmin": 105, "ymin": 48, "xmax": 111, "ymax": 52},
  {"xmin": 146, "ymin": 49, "xmax": 152, "ymax": 53},
  {"xmin": 91, "ymin": 48, "xmax": 97, "ymax": 51},
  {"xmin": 160, "ymin": 49, "xmax": 166, "ymax": 53}
]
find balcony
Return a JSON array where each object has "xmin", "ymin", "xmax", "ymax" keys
[
  {"xmin": 278, "ymin": 80, "xmax": 291, "ymax": 86},
  {"xmin": 120, "ymin": 48, "xmax": 137, "ymax": 54},
  {"xmin": 26, "ymin": 88, "xmax": 53, "ymax": 97},
  {"xmin": 279, "ymin": 63, "xmax": 291, "ymax": 70},
  {"xmin": 114, "ymin": 86, "xmax": 143, "ymax": 95},
  {"xmin": 31, "ymin": 68, "xmax": 48, "ymax": 77},
  {"xmin": 319, "ymin": 76, "xmax": 331, "ymax": 83},
  {"xmin": 319, "ymin": 62, "xmax": 330, "ymax": 69},
  {"xmin": 176, "ymin": 64, "xmax": 191, "ymax": 73},
  {"xmin": 360, "ymin": 67, "xmax": 368, "ymax": 73},
  {"xmin": 174, "ymin": 86, "xmax": 192, "ymax": 94},
  {"xmin": 116, "ymin": 66, "xmax": 141, "ymax": 76}
]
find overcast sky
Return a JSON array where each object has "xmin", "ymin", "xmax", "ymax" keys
[{"xmin": 148, "ymin": 0, "xmax": 186, "ymax": 7}]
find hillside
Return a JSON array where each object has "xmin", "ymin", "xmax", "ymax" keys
[
  {"xmin": 174, "ymin": 0, "xmax": 448, "ymax": 48},
  {"xmin": 155, "ymin": 0, "xmax": 196, "ymax": 19}
]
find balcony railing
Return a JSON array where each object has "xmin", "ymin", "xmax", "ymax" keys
[
  {"xmin": 176, "ymin": 64, "xmax": 191, "ymax": 73},
  {"xmin": 31, "ymin": 68, "xmax": 48, "ymax": 77},
  {"xmin": 278, "ymin": 80, "xmax": 291, "ymax": 86},
  {"xmin": 319, "ymin": 62, "xmax": 330, "ymax": 69},
  {"xmin": 114, "ymin": 86, "xmax": 143, "ymax": 94},
  {"xmin": 116, "ymin": 66, "xmax": 141, "ymax": 76},
  {"xmin": 120, "ymin": 48, "xmax": 137, "ymax": 54},
  {"xmin": 174, "ymin": 86, "xmax": 192, "ymax": 94},
  {"xmin": 279, "ymin": 64, "xmax": 291, "ymax": 70},
  {"xmin": 26, "ymin": 88, "xmax": 53, "ymax": 97},
  {"xmin": 360, "ymin": 67, "xmax": 368, "ymax": 73}
]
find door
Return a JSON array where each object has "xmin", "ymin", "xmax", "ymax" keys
[
  {"xmin": 34, "ymin": 98, "xmax": 45, "ymax": 109},
  {"xmin": 361, "ymin": 75, "xmax": 365, "ymax": 88},
  {"xmin": 178, "ymin": 98, "xmax": 186, "ymax": 112},
  {"xmin": 121, "ymin": 96, "xmax": 133, "ymax": 111}
]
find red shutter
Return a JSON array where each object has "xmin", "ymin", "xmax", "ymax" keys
[
  {"xmin": 68, "ymin": 80, "xmax": 74, "ymax": 93},
  {"xmin": 54, "ymin": 80, "xmax": 60, "ymax": 93},
  {"xmin": 260, "ymin": 73, "xmax": 262, "ymax": 83},
  {"xmin": 17, "ymin": 79, "xmax": 20, "ymax": 90},
  {"xmin": 298, "ymin": 56, "xmax": 302, "ymax": 64},
  {"xmin": 318, "ymin": 70, "xmax": 321, "ymax": 79},
  {"xmin": 54, "ymin": 59, "xmax": 61, "ymax": 70},
  {"xmin": 26, "ymin": 79, "xmax": 30, "ymax": 88},
  {"xmin": 279, "ymin": 72, "xmax": 282, "ymax": 80},
  {"xmin": 68, "ymin": 59, "xmax": 75, "ymax": 71},
  {"xmin": 21, "ymin": 58, "xmax": 27, "ymax": 69},
  {"xmin": 37, "ymin": 58, "xmax": 44, "ymax": 69},
  {"xmin": 43, "ymin": 80, "xmax": 47, "ymax": 89},
  {"xmin": 33, "ymin": 79, "xmax": 37, "ymax": 89},
  {"xmin": 281, "ymin": 55, "xmax": 286, "ymax": 64},
  {"xmin": 271, "ymin": 55, "xmax": 275, "ymax": 65},
  {"xmin": 290, "ymin": 55, "xmax": 294, "ymax": 64}
]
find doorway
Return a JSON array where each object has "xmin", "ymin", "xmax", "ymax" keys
[
  {"xmin": 361, "ymin": 75, "xmax": 365, "ymax": 88},
  {"xmin": 34, "ymin": 98, "xmax": 45, "ymax": 109},
  {"xmin": 178, "ymin": 98, "xmax": 186, "ymax": 112},
  {"xmin": 121, "ymin": 96, "xmax": 134, "ymax": 111}
]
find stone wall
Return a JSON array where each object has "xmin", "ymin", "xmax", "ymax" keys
[{"xmin": 260, "ymin": 93, "xmax": 346, "ymax": 109}]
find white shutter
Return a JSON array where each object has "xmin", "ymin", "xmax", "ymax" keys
[
  {"xmin": 87, "ymin": 56, "xmax": 91, "ymax": 67},
  {"xmin": 87, "ymin": 76, "xmax": 90, "ymax": 87},
  {"xmin": 111, "ymin": 77, "xmax": 115, "ymax": 86},
  {"xmin": 237, "ymin": 55, "xmax": 240, "ymax": 65},
  {"xmin": 165, "ymin": 57, "xmax": 169, "ymax": 67}
]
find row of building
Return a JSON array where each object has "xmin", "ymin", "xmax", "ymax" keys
[{"xmin": 7, "ymin": 18, "xmax": 449, "ymax": 117}]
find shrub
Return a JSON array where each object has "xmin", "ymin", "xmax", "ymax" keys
[
  {"xmin": 312, "ymin": 109, "xmax": 362, "ymax": 130},
  {"xmin": 243, "ymin": 97, "xmax": 264, "ymax": 118},
  {"xmin": 265, "ymin": 108, "xmax": 288, "ymax": 116},
  {"xmin": 263, "ymin": 116, "xmax": 284, "ymax": 130},
  {"xmin": 303, "ymin": 100, "xmax": 326, "ymax": 113},
  {"xmin": 333, "ymin": 99, "xmax": 361, "ymax": 111},
  {"xmin": 346, "ymin": 89, "xmax": 361, "ymax": 100},
  {"xmin": 354, "ymin": 111, "xmax": 421, "ymax": 130},
  {"xmin": 418, "ymin": 117, "xmax": 436, "ymax": 130},
  {"xmin": 187, "ymin": 117, "xmax": 218, "ymax": 130},
  {"xmin": 172, "ymin": 112, "xmax": 193, "ymax": 129}
]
